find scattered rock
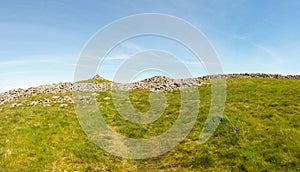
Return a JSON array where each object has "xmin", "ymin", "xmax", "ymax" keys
[
  {"xmin": 57, "ymin": 98, "xmax": 64, "ymax": 103},
  {"xmin": 60, "ymin": 104, "xmax": 68, "ymax": 108},
  {"xmin": 91, "ymin": 93, "xmax": 98, "ymax": 96},
  {"xmin": 10, "ymin": 103, "xmax": 23, "ymax": 108},
  {"xmin": 43, "ymin": 98, "xmax": 51, "ymax": 103},
  {"xmin": 52, "ymin": 96, "xmax": 60, "ymax": 99},
  {"xmin": 64, "ymin": 96, "xmax": 74, "ymax": 103},
  {"xmin": 5, "ymin": 95, "xmax": 76, "ymax": 108},
  {"xmin": 5, "ymin": 148, "xmax": 12, "ymax": 157},
  {"xmin": 79, "ymin": 96, "xmax": 91, "ymax": 102},
  {"xmin": 28, "ymin": 101, "xmax": 38, "ymax": 106},
  {"xmin": 103, "ymin": 97, "xmax": 111, "ymax": 100}
]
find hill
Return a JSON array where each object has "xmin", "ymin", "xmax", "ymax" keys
[{"xmin": 0, "ymin": 75, "xmax": 299, "ymax": 171}]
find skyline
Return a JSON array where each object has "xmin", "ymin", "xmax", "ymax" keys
[{"xmin": 1, "ymin": 0, "xmax": 300, "ymax": 92}]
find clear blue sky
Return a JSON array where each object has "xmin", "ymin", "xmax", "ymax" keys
[{"xmin": 1, "ymin": 0, "xmax": 299, "ymax": 92}]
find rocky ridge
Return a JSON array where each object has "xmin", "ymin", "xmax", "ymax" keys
[
  {"xmin": 0, "ymin": 75, "xmax": 202, "ymax": 106},
  {"xmin": 0, "ymin": 82, "xmax": 111, "ymax": 106},
  {"xmin": 113, "ymin": 76, "xmax": 202, "ymax": 92},
  {"xmin": 198, "ymin": 73, "xmax": 300, "ymax": 80},
  {"xmin": 1, "ymin": 73, "xmax": 299, "ymax": 106}
]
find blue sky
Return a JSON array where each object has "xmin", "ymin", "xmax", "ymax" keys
[{"xmin": 1, "ymin": 0, "xmax": 299, "ymax": 92}]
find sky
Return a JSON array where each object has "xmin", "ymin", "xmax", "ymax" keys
[{"xmin": 0, "ymin": 0, "xmax": 299, "ymax": 92}]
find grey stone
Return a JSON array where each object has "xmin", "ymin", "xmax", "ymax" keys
[
  {"xmin": 0, "ymin": 73, "xmax": 299, "ymax": 106},
  {"xmin": 60, "ymin": 104, "xmax": 68, "ymax": 108},
  {"xmin": 28, "ymin": 101, "xmax": 38, "ymax": 106}
]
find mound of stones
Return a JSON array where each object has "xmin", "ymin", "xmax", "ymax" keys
[
  {"xmin": 0, "ymin": 75, "xmax": 203, "ymax": 106},
  {"xmin": 0, "ymin": 82, "xmax": 111, "ymax": 106},
  {"xmin": 113, "ymin": 76, "xmax": 202, "ymax": 92},
  {"xmin": 198, "ymin": 73, "xmax": 300, "ymax": 80},
  {"xmin": 1, "ymin": 73, "xmax": 299, "ymax": 106}
]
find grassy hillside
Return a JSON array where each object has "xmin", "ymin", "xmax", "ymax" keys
[{"xmin": 0, "ymin": 78, "xmax": 299, "ymax": 171}]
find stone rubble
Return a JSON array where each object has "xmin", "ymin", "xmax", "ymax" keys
[
  {"xmin": 103, "ymin": 97, "xmax": 111, "ymax": 100},
  {"xmin": 6, "ymin": 95, "xmax": 77, "ymax": 108},
  {"xmin": 0, "ymin": 82, "xmax": 111, "ymax": 106},
  {"xmin": 198, "ymin": 73, "xmax": 300, "ymax": 80},
  {"xmin": 60, "ymin": 104, "xmax": 68, "ymax": 108},
  {"xmin": 10, "ymin": 103, "xmax": 23, "ymax": 108},
  {"xmin": 0, "ymin": 73, "xmax": 299, "ymax": 106},
  {"xmin": 28, "ymin": 101, "xmax": 38, "ymax": 106},
  {"xmin": 112, "ymin": 76, "xmax": 202, "ymax": 92}
]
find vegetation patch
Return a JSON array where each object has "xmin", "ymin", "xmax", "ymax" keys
[{"xmin": 0, "ymin": 78, "xmax": 299, "ymax": 171}]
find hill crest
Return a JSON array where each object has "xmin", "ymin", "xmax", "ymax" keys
[{"xmin": 1, "ymin": 73, "xmax": 299, "ymax": 106}]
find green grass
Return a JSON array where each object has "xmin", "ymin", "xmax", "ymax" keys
[{"xmin": 0, "ymin": 78, "xmax": 299, "ymax": 171}]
